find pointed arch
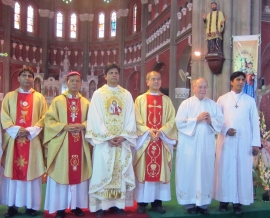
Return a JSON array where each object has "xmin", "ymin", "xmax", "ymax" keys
[{"xmin": 56, "ymin": 12, "xmax": 63, "ymax": 37}]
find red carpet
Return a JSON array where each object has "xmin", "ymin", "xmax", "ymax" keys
[{"xmin": 43, "ymin": 205, "xmax": 150, "ymax": 218}]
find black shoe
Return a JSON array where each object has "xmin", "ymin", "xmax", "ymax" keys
[
  {"xmin": 137, "ymin": 205, "xmax": 146, "ymax": 214},
  {"xmin": 233, "ymin": 204, "xmax": 242, "ymax": 215},
  {"xmin": 219, "ymin": 202, "xmax": 229, "ymax": 212},
  {"xmin": 55, "ymin": 210, "xmax": 65, "ymax": 218},
  {"xmin": 25, "ymin": 208, "xmax": 37, "ymax": 216},
  {"xmin": 5, "ymin": 207, "xmax": 18, "ymax": 218},
  {"xmin": 151, "ymin": 205, "xmax": 166, "ymax": 214},
  {"xmin": 187, "ymin": 207, "xmax": 197, "ymax": 214},
  {"xmin": 71, "ymin": 207, "xmax": 84, "ymax": 216},
  {"xmin": 95, "ymin": 209, "xmax": 105, "ymax": 218},
  {"xmin": 109, "ymin": 207, "xmax": 126, "ymax": 216},
  {"xmin": 197, "ymin": 207, "xmax": 210, "ymax": 215}
]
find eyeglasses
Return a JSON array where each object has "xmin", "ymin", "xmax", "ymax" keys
[
  {"xmin": 20, "ymin": 74, "xmax": 33, "ymax": 78},
  {"xmin": 149, "ymin": 78, "xmax": 161, "ymax": 82}
]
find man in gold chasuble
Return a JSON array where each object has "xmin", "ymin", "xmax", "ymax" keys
[
  {"xmin": 43, "ymin": 72, "xmax": 92, "ymax": 218},
  {"xmin": 134, "ymin": 71, "xmax": 177, "ymax": 214},
  {"xmin": 85, "ymin": 63, "xmax": 137, "ymax": 218},
  {"xmin": 0, "ymin": 66, "xmax": 48, "ymax": 217}
]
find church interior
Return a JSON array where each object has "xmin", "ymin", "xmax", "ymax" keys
[{"xmin": 1, "ymin": 0, "xmax": 270, "ymax": 217}]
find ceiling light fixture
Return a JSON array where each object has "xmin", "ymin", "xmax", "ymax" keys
[
  {"xmin": 63, "ymin": 0, "xmax": 72, "ymax": 4},
  {"xmin": 104, "ymin": 0, "xmax": 111, "ymax": 3}
]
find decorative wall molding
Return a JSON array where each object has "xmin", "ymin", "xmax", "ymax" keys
[
  {"xmin": 39, "ymin": 9, "xmax": 54, "ymax": 19},
  {"xmin": 116, "ymin": 9, "xmax": 129, "ymax": 18},
  {"xmin": 141, "ymin": 0, "xmax": 148, "ymax": 4},
  {"xmin": 79, "ymin": 13, "xmax": 94, "ymax": 22},
  {"xmin": 1, "ymin": 0, "xmax": 15, "ymax": 8}
]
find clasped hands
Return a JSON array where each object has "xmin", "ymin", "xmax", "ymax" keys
[
  {"xmin": 17, "ymin": 127, "xmax": 30, "ymax": 138},
  {"xmin": 197, "ymin": 112, "xmax": 211, "ymax": 124},
  {"xmin": 109, "ymin": 136, "xmax": 125, "ymax": 147},
  {"xmin": 149, "ymin": 128, "xmax": 161, "ymax": 142},
  {"xmin": 64, "ymin": 124, "xmax": 85, "ymax": 133}
]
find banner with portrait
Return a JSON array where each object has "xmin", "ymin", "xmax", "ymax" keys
[{"xmin": 233, "ymin": 35, "xmax": 259, "ymax": 99}]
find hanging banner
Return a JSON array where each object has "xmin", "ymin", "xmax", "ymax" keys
[{"xmin": 233, "ymin": 35, "xmax": 259, "ymax": 99}]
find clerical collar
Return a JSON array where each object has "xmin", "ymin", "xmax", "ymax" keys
[
  {"xmin": 150, "ymin": 92, "xmax": 159, "ymax": 95},
  {"xmin": 231, "ymin": 90, "xmax": 243, "ymax": 96},
  {"xmin": 19, "ymin": 88, "xmax": 32, "ymax": 93},
  {"xmin": 67, "ymin": 93, "xmax": 79, "ymax": 99},
  {"xmin": 194, "ymin": 95, "xmax": 205, "ymax": 101},
  {"xmin": 105, "ymin": 84, "xmax": 119, "ymax": 91}
]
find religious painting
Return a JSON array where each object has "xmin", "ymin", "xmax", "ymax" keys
[
  {"xmin": 107, "ymin": 97, "xmax": 122, "ymax": 116},
  {"xmin": 233, "ymin": 35, "xmax": 259, "ymax": 99}
]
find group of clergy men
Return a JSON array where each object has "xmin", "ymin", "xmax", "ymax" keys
[{"xmin": 0, "ymin": 64, "xmax": 260, "ymax": 218}]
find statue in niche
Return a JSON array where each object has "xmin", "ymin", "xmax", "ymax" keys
[
  {"xmin": 202, "ymin": 2, "xmax": 226, "ymax": 55},
  {"xmin": 44, "ymin": 86, "xmax": 48, "ymax": 96},
  {"xmin": 34, "ymin": 77, "xmax": 41, "ymax": 93},
  {"xmin": 54, "ymin": 87, "xmax": 59, "ymax": 97},
  {"xmin": 89, "ymin": 81, "xmax": 97, "ymax": 99},
  {"xmin": 49, "ymin": 86, "xmax": 53, "ymax": 97},
  {"xmin": 63, "ymin": 54, "xmax": 70, "ymax": 73}
]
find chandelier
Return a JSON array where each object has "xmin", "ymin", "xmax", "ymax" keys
[
  {"xmin": 63, "ymin": 0, "xmax": 72, "ymax": 3},
  {"xmin": 104, "ymin": 0, "xmax": 111, "ymax": 3}
]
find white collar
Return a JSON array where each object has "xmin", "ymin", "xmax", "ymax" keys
[{"xmin": 19, "ymin": 88, "xmax": 31, "ymax": 93}]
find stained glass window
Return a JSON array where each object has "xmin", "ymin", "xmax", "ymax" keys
[
  {"xmin": 133, "ymin": 5, "xmax": 137, "ymax": 33},
  {"xmin": 56, "ymin": 12, "xmax": 63, "ymax": 37},
  {"xmin": 14, "ymin": 2, "xmax": 21, "ymax": 29},
  {"xmin": 110, "ymin": 11, "xmax": 116, "ymax": 37},
  {"xmin": 70, "ymin": 13, "xmax": 77, "ymax": 38},
  {"xmin": 27, "ymin": 6, "xmax": 34, "ymax": 33},
  {"xmin": 98, "ymin": 13, "xmax": 105, "ymax": 38}
]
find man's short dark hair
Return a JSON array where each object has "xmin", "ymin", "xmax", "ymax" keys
[
  {"xmin": 18, "ymin": 66, "xmax": 34, "ymax": 78},
  {"xmin": 230, "ymin": 71, "xmax": 246, "ymax": 81},
  {"xmin": 104, "ymin": 63, "xmax": 120, "ymax": 75},
  {"xmin": 211, "ymin": 2, "xmax": 217, "ymax": 6}
]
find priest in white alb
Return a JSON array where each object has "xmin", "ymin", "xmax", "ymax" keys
[
  {"xmin": 175, "ymin": 78, "xmax": 224, "ymax": 215},
  {"xmin": 85, "ymin": 63, "xmax": 137, "ymax": 218},
  {"xmin": 0, "ymin": 66, "xmax": 48, "ymax": 217},
  {"xmin": 213, "ymin": 71, "xmax": 261, "ymax": 215},
  {"xmin": 134, "ymin": 71, "xmax": 177, "ymax": 214}
]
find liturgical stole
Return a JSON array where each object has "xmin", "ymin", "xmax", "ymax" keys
[
  {"xmin": 13, "ymin": 93, "xmax": 33, "ymax": 180},
  {"xmin": 145, "ymin": 94, "xmax": 163, "ymax": 182},
  {"xmin": 67, "ymin": 98, "xmax": 83, "ymax": 185}
]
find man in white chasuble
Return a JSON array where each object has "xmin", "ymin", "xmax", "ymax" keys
[
  {"xmin": 43, "ymin": 72, "xmax": 92, "ymax": 218},
  {"xmin": 133, "ymin": 71, "xmax": 177, "ymax": 214},
  {"xmin": 1, "ymin": 66, "xmax": 48, "ymax": 217},
  {"xmin": 85, "ymin": 63, "xmax": 137, "ymax": 217},
  {"xmin": 213, "ymin": 71, "xmax": 261, "ymax": 215},
  {"xmin": 175, "ymin": 78, "xmax": 224, "ymax": 215}
]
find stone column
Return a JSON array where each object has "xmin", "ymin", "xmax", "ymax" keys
[
  {"xmin": 116, "ymin": 8, "xmax": 128, "ymax": 86},
  {"xmin": 140, "ymin": 0, "xmax": 149, "ymax": 93},
  {"xmin": 169, "ymin": 0, "xmax": 178, "ymax": 106},
  {"xmin": 1, "ymin": 0, "xmax": 15, "ymax": 93},
  {"xmin": 39, "ymin": 9, "xmax": 54, "ymax": 79}
]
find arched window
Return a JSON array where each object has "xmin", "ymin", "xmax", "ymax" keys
[
  {"xmin": 14, "ymin": 2, "xmax": 21, "ymax": 29},
  {"xmin": 70, "ymin": 13, "xmax": 77, "ymax": 38},
  {"xmin": 98, "ymin": 13, "xmax": 105, "ymax": 38},
  {"xmin": 56, "ymin": 12, "xmax": 63, "ymax": 37},
  {"xmin": 133, "ymin": 5, "xmax": 137, "ymax": 33},
  {"xmin": 27, "ymin": 6, "xmax": 34, "ymax": 33},
  {"xmin": 110, "ymin": 11, "xmax": 117, "ymax": 37}
]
